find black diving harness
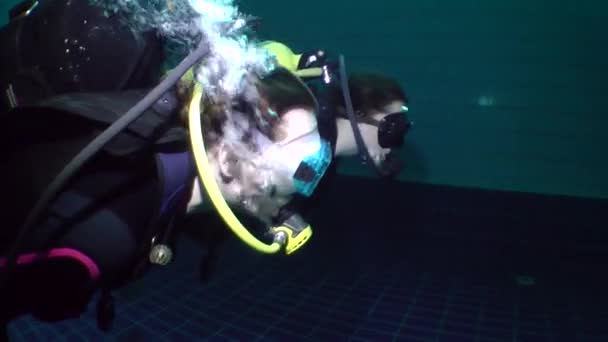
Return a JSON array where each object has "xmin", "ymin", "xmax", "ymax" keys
[{"xmin": 0, "ymin": 40, "xmax": 213, "ymax": 291}]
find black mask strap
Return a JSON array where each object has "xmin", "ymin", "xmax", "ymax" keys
[{"xmin": 338, "ymin": 55, "xmax": 385, "ymax": 177}]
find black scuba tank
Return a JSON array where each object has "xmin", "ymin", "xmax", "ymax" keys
[{"xmin": 0, "ymin": 0, "xmax": 164, "ymax": 115}]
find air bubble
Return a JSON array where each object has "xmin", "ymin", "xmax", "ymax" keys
[{"xmin": 89, "ymin": 0, "xmax": 274, "ymax": 99}]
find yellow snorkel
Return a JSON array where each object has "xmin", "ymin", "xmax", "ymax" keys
[{"xmin": 187, "ymin": 83, "xmax": 312, "ymax": 255}]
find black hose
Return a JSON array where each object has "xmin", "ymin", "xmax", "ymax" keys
[
  {"xmin": 0, "ymin": 40, "xmax": 211, "ymax": 289},
  {"xmin": 338, "ymin": 55, "xmax": 382, "ymax": 176}
]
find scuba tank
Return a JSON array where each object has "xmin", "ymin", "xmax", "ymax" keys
[{"xmin": 0, "ymin": 0, "xmax": 164, "ymax": 115}]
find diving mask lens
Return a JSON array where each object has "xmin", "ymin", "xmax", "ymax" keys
[{"xmin": 378, "ymin": 112, "xmax": 412, "ymax": 149}]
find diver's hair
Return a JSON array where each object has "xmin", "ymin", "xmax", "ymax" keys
[
  {"xmin": 328, "ymin": 73, "xmax": 408, "ymax": 117},
  {"xmin": 176, "ymin": 67, "xmax": 316, "ymax": 149},
  {"xmin": 256, "ymin": 68, "xmax": 317, "ymax": 120}
]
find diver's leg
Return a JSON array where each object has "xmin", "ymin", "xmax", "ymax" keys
[
  {"xmin": 3, "ymin": 255, "xmax": 96, "ymax": 323},
  {"xmin": 0, "ymin": 182, "xmax": 152, "ymax": 323},
  {"xmin": 199, "ymin": 224, "xmax": 231, "ymax": 284}
]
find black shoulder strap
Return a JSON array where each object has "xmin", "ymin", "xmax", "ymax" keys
[{"xmin": 9, "ymin": 89, "xmax": 190, "ymax": 156}]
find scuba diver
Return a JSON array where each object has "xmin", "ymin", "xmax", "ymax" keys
[{"xmin": 0, "ymin": 0, "xmax": 332, "ymax": 335}]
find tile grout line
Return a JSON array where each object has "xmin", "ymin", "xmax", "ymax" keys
[
  {"xmin": 473, "ymin": 286, "xmax": 488, "ymax": 342},
  {"xmin": 157, "ymin": 267, "xmax": 277, "ymax": 339},
  {"xmin": 391, "ymin": 272, "xmax": 429, "ymax": 342},
  {"xmin": 253, "ymin": 275, "xmax": 328, "ymax": 341},
  {"xmin": 304, "ymin": 269, "xmax": 373, "ymax": 338},
  {"xmin": 433, "ymin": 279, "xmax": 456, "ymax": 341}
]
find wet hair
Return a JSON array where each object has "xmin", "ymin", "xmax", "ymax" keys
[
  {"xmin": 254, "ymin": 67, "xmax": 317, "ymax": 141},
  {"xmin": 256, "ymin": 67, "xmax": 317, "ymax": 118},
  {"xmin": 176, "ymin": 66, "xmax": 316, "ymax": 155},
  {"xmin": 328, "ymin": 72, "xmax": 408, "ymax": 118}
]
